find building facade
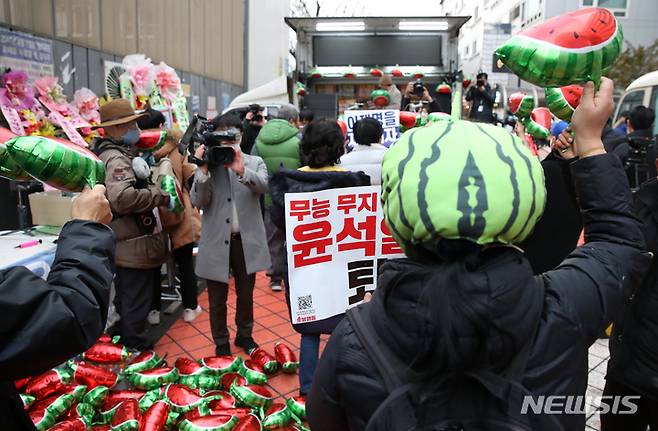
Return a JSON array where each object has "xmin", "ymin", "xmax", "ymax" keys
[
  {"xmin": 247, "ymin": 0, "xmax": 289, "ymax": 90},
  {"xmin": 0, "ymin": 0, "xmax": 248, "ymax": 115}
]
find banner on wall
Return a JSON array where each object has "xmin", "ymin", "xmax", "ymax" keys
[
  {"xmin": 284, "ymin": 186, "xmax": 404, "ymax": 324},
  {"xmin": 0, "ymin": 28, "xmax": 53, "ymax": 82},
  {"xmin": 343, "ymin": 109, "xmax": 400, "ymax": 147}
]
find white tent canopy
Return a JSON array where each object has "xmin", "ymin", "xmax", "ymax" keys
[{"xmin": 223, "ymin": 75, "xmax": 289, "ymax": 113}]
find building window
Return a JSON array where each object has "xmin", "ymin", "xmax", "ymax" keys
[
  {"xmin": 474, "ymin": 6, "xmax": 479, "ymax": 21},
  {"xmin": 472, "ymin": 40, "xmax": 478, "ymax": 55},
  {"xmin": 510, "ymin": 4, "xmax": 521, "ymax": 20},
  {"xmin": 580, "ymin": 0, "xmax": 628, "ymax": 17}
]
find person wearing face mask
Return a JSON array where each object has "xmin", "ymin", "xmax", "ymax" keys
[
  {"xmin": 91, "ymin": 99, "xmax": 171, "ymax": 350},
  {"xmin": 190, "ymin": 113, "xmax": 270, "ymax": 356},
  {"xmin": 378, "ymin": 75, "xmax": 401, "ymax": 110}
]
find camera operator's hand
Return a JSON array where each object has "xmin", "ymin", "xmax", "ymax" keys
[
  {"xmin": 421, "ymin": 88, "xmax": 433, "ymax": 102},
  {"xmin": 226, "ymin": 146, "xmax": 245, "ymax": 177},
  {"xmin": 72, "ymin": 185, "xmax": 112, "ymax": 225},
  {"xmin": 195, "ymin": 145, "xmax": 209, "ymax": 174},
  {"xmin": 571, "ymin": 78, "xmax": 613, "ymax": 159}
]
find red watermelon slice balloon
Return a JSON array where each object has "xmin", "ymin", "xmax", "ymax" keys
[
  {"xmin": 545, "ymin": 85, "xmax": 583, "ymax": 122},
  {"xmin": 370, "ymin": 68, "xmax": 383, "ymax": 77},
  {"xmin": 435, "ymin": 82, "xmax": 452, "ymax": 94},
  {"xmin": 371, "ymin": 89, "xmax": 391, "ymax": 107},
  {"xmin": 391, "ymin": 68, "xmax": 404, "ymax": 78},
  {"xmin": 495, "ymin": 8, "xmax": 623, "ymax": 87},
  {"xmin": 523, "ymin": 107, "xmax": 552, "ymax": 140},
  {"xmin": 462, "ymin": 75, "xmax": 473, "ymax": 88},
  {"xmin": 508, "ymin": 92, "xmax": 535, "ymax": 119},
  {"xmin": 308, "ymin": 68, "xmax": 322, "ymax": 79},
  {"xmin": 399, "ymin": 111, "xmax": 417, "ymax": 130}
]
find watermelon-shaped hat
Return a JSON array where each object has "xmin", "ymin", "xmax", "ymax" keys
[
  {"xmin": 371, "ymin": 89, "xmax": 391, "ymax": 108},
  {"xmin": 343, "ymin": 67, "xmax": 357, "ymax": 79},
  {"xmin": 308, "ymin": 68, "xmax": 322, "ymax": 79},
  {"xmin": 508, "ymin": 92, "xmax": 534, "ymax": 119},
  {"xmin": 391, "ymin": 68, "xmax": 404, "ymax": 78},
  {"xmin": 495, "ymin": 7, "xmax": 623, "ymax": 87},
  {"xmin": 370, "ymin": 68, "xmax": 383, "ymax": 77},
  {"xmin": 381, "ymin": 120, "xmax": 546, "ymax": 256},
  {"xmin": 294, "ymin": 82, "xmax": 307, "ymax": 97},
  {"xmin": 435, "ymin": 82, "xmax": 452, "ymax": 94},
  {"xmin": 523, "ymin": 107, "xmax": 552, "ymax": 140},
  {"xmin": 545, "ymin": 85, "xmax": 583, "ymax": 122},
  {"xmin": 413, "ymin": 69, "xmax": 425, "ymax": 79}
]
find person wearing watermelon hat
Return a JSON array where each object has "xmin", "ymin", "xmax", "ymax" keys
[
  {"xmin": 91, "ymin": 98, "xmax": 172, "ymax": 350},
  {"xmin": 308, "ymin": 78, "xmax": 648, "ymax": 431},
  {"xmin": 377, "ymin": 75, "xmax": 401, "ymax": 110}
]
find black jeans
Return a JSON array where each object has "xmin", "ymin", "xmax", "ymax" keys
[
  {"xmin": 601, "ymin": 378, "xmax": 658, "ymax": 431},
  {"xmin": 206, "ymin": 234, "xmax": 256, "ymax": 347},
  {"xmin": 114, "ymin": 266, "xmax": 155, "ymax": 349},
  {"xmin": 151, "ymin": 243, "xmax": 199, "ymax": 311}
]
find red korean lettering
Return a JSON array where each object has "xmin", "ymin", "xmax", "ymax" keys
[
  {"xmin": 311, "ymin": 198, "xmax": 330, "ymax": 219},
  {"xmin": 290, "ymin": 200, "xmax": 311, "ymax": 221},
  {"xmin": 291, "ymin": 221, "xmax": 333, "ymax": 268},
  {"xmin": 336, "ymin": 216, "xmax": 377, "ymax": 256},
  {"xmin": 357, "ymin": 192, "xmax": 378, "ymax": 212},
  {"xmin": 381, "ymin": 219, "xmax": 403, "ymax": 255},
  {"xmin": 337, "ymin": 194, "xmax": 357, "ymax": 215}
]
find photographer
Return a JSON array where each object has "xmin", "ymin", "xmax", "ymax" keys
[
  {"xmin": 401, "ymin": 80, "xmax": 442, "ymax": 113},
  {"xmin": 239, "ymin": 104, "xmax": 266, "ymax": 154},
  {"xmin": 190, "ymin": 114, "xmax": 270, "ymax": 356},
  {"xmin": 465, "ymin": 72, "xmax": 495, "ymax": 123},
  {"xmin": 604, "ymin": 106, "xmax": 656, "ymax": 187}
]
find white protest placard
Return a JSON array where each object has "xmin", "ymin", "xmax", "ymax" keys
[
  {"xmin": 285, "ymin": 186, "xmax": 404, "ymax": 324},
  {"xmin": 344, "ymin": 109, "xmax": 400, "ymax": 148}
]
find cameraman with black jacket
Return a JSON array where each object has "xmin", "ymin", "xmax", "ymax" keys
[
  {"xmin": 190, "ymin": 114, "xmax": 270, "ymax": 356},
  {"xmin": 604, "ymin": 106, "xmax": 656, "ymax": 187},
  {"xmin": 465, "ymin": 72, "xmax": 495, "ymax": 124}
]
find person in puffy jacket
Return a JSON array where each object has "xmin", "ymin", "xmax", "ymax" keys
[
  {"xmin": 307, "ymin": 78, "xmax": 648, "ymax": 431},
  {"xmin": 340, "ymin": 118, "xmax": 387, "ymax": 186},
  {"xmin": 0, "ymin": 186, "xmax": 115, "ymax": 430},
  {"xmin": 253, "ymin": 104, "xmax": 302, "ymax": 292},
  {"xmin": 269, "ymin": 119, "xmax": 370, "ymax": 395}
]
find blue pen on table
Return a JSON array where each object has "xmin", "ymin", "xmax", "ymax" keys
[{"xmin": 14, "ymin": 239, "xmax": 42, "ymax": 249}]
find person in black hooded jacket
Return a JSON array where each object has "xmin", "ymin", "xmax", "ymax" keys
[
  {"xmin": 307, "ymin": 78, "xmax": 648, "ymax": 431},
  {"xmin": 0, "ymin": 185, "xmax": 115, "ymax": 430},
  {"xmin": 269, "ymin": 119, "xmax": 370, "ymax": 395}
]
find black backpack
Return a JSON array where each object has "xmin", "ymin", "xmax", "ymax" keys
[{"xmin": 346, "ymin": 287, "xmax": 563, "ymax": 431}]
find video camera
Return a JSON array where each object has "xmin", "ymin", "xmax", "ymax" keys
[
  {"xmin": 625, "ymin": 135, "xmax": 655, "ymax": 189},
  {"xmin": 247, "ymin": 103, "xmax": 264, "ymax": 123},
  {"xmin": 181, "ymin": 115, "xmax": 237, "ymax": 167},
  {"xmin": 413, "ymin": 79, "xmax": 425, "ymax": 97}
]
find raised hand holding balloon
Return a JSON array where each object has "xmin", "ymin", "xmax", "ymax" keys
[{"xmin": 495, "ymin": 8, "xmax": 622, "ymax": 87}]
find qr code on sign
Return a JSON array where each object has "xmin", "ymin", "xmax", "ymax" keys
[{"xmin": 298, "ymin": 295, "xmax": 313, "ymax": 310}]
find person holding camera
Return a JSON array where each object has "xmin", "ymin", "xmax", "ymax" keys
[
  {"xmin": 190, "ymin": 113, "xmax": 270, "ymax": 356},
  {"xmin": 240, "ymin": 104, "xmax": 266, "ymax": 155},
  {"xmin": 91, "ymin": 99, "xmax": 171, "ymax": 350},
  {"xmin": 465, "ymin": 72, "xmax": 495, "ymax": 124},
  {"xmin": 603, "ymin": 106, "xmax": 656, "ymax": 187},
  {"xmin": 401, "ymin": 80, "xmax": 442, "ymax": 113}
]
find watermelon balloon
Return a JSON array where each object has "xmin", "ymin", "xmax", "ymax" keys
[
  {"xmin": 399, "ymin": 111, "xmax": 417, "ymax": 130},
  {"xmin": 545, "ymin": 85, "xmax": 583, "ymax": 122},
  {"xmin": 0, "ymin": 127, "xmax": 29, "ymax": 180},
  {"xmin": 508, "ymin": 92, "xmax": 535, "ymax": 119},
  {"xmin": 336, "ymin": 119, "xmax": 347, "ymax": 137},
  {"xmin": 463, "ymin": 75, "xmax": 473, "ymax": 88},
  {"xmin": 427, "ymin": 112, "xmax": 452, "ymax": 123},
  {"xmin": 413, "ymin": 70, "xmax": 425, "ymax": 79},
  {"xmin": 370, "ymin": 68, "xmax": 383, "ymax": 77},
  {"xmin": 294, "ymin": 82, "xmax": 307, "ymax": 97},
  {"xmin": 391, "ymin": 68, "xmax": 404, "ymax": 78},
  {"xmin": 308, "ymin": 68, "xmax": 322, "ymax": 79},
  {"xmin": 495, "ymin": 7, "xmax": 623, "ymax": 87},
  {"xmin": 435, "ymin": 82, "xmax": 452, "ymax": 94},
  {"xmin": 371, "ymin": 89, "xmax": 391, "ymax": 108},
  {"xmin": 381, "ymin": 120, "xmax": 546, "ymax": 256},
  {"xmin": 523, "ymin": 107, "xmax": 552, "ymax": 140},
  {"xmin": 6, "ymin": 136, "xmax": 105, "ymax": 191},
  {"xmin": 343, "ymin": 68, "xmax": 357, "ymax": 79},
  {"xmin": 136, "ymin": 130, "xmax": 167, "ymax": 151}
]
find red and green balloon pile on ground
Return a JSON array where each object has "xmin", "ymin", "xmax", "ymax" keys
[{"xmin": 19, "ymin": 335, "xmax": 308, "ymax": 431}]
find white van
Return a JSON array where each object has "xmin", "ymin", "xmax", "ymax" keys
[{"xmin": 613, "ymin": 71, "xmax": 658, "ymax": 135}]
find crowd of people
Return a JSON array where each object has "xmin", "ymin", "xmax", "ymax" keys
[{"xmin": 2, "ymin": 69, "xmax": 658, "ymax": 430}]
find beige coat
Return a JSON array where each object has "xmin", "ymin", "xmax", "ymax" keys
[{"xmin": 153, "ymin": 140, "xmax": 202, "ymax": 250}]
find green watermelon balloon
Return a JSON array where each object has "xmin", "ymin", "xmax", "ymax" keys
[
  {"xmin": 381, "ymin": 120, "xmax": 545, "ymax": 254},
  {"xmin": 523, "ymin": 107, "xmax": 552, "ymax": 140},
  {"xmin": 295, "ymin": 82, "xmax": 307, "ymax": 96},
  {"xmin": 427, "ymin": 112, "xmax": 451, "ymax": 123},
  {"xmin": 545, "ymin": 85, "xmax": 583, "ymax": 121},
  {"xmin": 6, "ymin": 136, "xmax": 105, "ymax": 192},
  {"xmin": 435, "ymin": 82, "xmax": 452, "ymax": 94},
  {"xmin": 508, "ymin": 92, "xmax": 534, "ymax": 119},
  {"xmin": 495, "ymin": 7, "xmax": 623, "ymax": 87},
  {"xmin": 0, "ymin": 127, "xmax": 30, "ymax": 181},
  {"xmin": 371, "ymin": 89, "xmax": 391, "ymax": 107}
]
